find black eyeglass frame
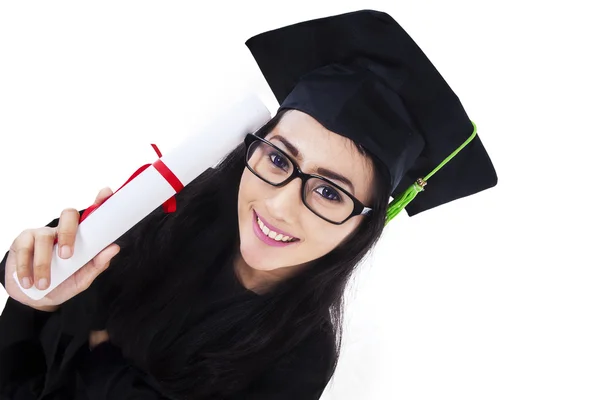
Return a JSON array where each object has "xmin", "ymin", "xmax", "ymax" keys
[{"xmin": 243, "ymin": 133, "xmax": 373, "ymax": 225}]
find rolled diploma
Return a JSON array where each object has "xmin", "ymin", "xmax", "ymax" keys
[{"xmin": 14, "ymin": 93, "xmax": 271, "ymax": 300}]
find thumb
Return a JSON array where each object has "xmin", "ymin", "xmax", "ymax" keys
[
  {"xmin": 73, "ymin": 244, "xmax": 120, "ymax": 292},
  {"xmin": 95, "ymin": 244, "xmax": 121, "ymax": 267}
]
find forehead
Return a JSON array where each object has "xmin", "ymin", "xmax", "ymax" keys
[{"xmin": 264, "ymin": 110, "xmax": 373, "ymax": 199}]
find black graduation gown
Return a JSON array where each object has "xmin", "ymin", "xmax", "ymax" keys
[{"xmin": 0, "ymin": 211, "xmax": 336, "ymax": 399}]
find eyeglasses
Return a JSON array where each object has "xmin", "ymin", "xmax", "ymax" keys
[{"xmin": 244, "ymin": 133, "xmax": 373, "ymax": 225}]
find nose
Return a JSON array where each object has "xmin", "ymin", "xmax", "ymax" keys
[{"xmin": 265, "ymin": 176, "xmax": 304, "ymax": 222}]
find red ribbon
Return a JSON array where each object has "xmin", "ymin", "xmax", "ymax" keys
[{"xmin": 53, "ymin": 144, "xmax": 182, "ymax": 245}]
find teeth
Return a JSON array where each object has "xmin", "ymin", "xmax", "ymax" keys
[
  {"xmin": 261, "ymin": 224, "xmax": 270, "ymax": 236},
  {"xmin": 256, "ymin": 216, "xmax": 296, "ymax": 242}
]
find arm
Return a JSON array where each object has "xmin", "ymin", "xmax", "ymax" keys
[
  {"xmin": 77, "ymin": 329, "xmax": 336, "ymax": 400},
  {"xmin": 0, "ymin": 209, "xmax": 87, "ymax": 342},
  {"xmin": 0, "ymin": 210, "xmax": 85, "ymax": 392},
  {"xmin": 75, "ymin": 341, "xmax": 172, "ymax": 400},
  {"xmin": 230, "ymin": 327, "xmax": 337, "ymax": 400},
  {"xmin": 0, "ymin": 253, "xmax": 54, "ymax": 392}
]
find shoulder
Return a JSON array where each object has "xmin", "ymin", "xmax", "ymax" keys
[{"xmin": 300, "ymin": 321, "xmax": 337, "ymax": 367}]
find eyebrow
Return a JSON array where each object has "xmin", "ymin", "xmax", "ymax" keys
[{"xmin": 269, "ymin": 135, "xmax": 356, "ymax": 194}]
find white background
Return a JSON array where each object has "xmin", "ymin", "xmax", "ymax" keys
[{"xmin": 1, "ymin": 1, "xmax": 598, "ymax": 399}]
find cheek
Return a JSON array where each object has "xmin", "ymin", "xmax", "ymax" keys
[
  {"xmin": 239, "ymin": 170, "xmax": 259, "ymax": 201},
  {"xmin": 239, "ymin": 169, "xmax": 250, "ymax": 194},
  {"xmin": 306, "ymin": 225, "xmax": 352, "ymax": 255},
  {"xmin": 238, "ymin": 172, "xmax": 254, "ymax": 222}
]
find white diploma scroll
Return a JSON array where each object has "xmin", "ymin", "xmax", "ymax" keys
[{"xmin": 14, "ymin": 93, "xmax": 271, "ymax": 300}]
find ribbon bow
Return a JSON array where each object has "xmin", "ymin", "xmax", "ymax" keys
[
  {"xmin": 81, "ymin": 143, "xmax": 183, "ymax": 221},
  {"xmin": 53, "ymin": 144, "xmax": 183, "ymax": 245}
]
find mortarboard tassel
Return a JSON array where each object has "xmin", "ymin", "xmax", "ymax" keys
[{"xmin": 385, "ymin": 121, "xmax": 479, "ymax": 226}]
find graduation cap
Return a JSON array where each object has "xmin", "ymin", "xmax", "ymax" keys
[{"xmin": 245, "ymin": 9, "xmax": 497, "ymax": 225}]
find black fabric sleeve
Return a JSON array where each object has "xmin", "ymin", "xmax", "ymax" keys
[
  {"xmin": 230, "ymin": 326, "xmax": 337, "ymax": 400},
  {"xmin": 0, "ymin": 210, "xmax": 87, "ymax": 397},
  {"xmin": 74, "ymin": 341, "xmax": 171, "ymax": 400},
  {"xmin": 73, "ymin": 328, "xmax": 336, "ymax": 400},
  {"xmin": 0, "ymin": 259, "xmax": 54, "ymax": 396}
]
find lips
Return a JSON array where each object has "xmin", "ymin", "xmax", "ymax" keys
[{"xmin": 253, "ymin": 210, "xmax": 299, "ymax": 241}]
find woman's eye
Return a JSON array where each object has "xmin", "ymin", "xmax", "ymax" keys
[
  {"xmin": 316, "ymin": 186, "xmax": 341, "ymax": 202},
  {"xmin": 269, "ymin": 153, "xmax": 289, "ymax": 170}
]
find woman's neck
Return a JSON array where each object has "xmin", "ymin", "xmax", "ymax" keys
[{"xmin": 232, "ymin": 253, "xmax": 276, "ymax": 295}]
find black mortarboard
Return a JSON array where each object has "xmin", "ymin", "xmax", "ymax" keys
[{"xmin": 245, "ymin": 9, "xmax": 497, "ymax": 223}]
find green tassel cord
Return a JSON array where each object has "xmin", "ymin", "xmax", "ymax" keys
[{"xmin": 385, "ymin": 120, "xmax": 479, "ymax": 226}]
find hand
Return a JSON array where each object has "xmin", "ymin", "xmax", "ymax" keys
[
  {"xmin": 4, "ymin": 187, "xmax": 121, "ymax": 312},
  {"xmin": 89, "ymin": 329, "xmax": 110, "ymax": 350}
]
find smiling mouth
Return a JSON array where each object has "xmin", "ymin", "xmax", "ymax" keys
[{"xmin": 253, "ymin": 210, "xmax": 300, "ymax": 243}]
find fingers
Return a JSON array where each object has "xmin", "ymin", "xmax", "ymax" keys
[
  {"xmin": 9, "ymin": 188, "xmax": 114, "ymax": 295},
  {"xmin": 94, "ymin": 187, "xmax": 113, "ymax": 207},
  {"xmin": 89, "ymin": 329, "xmax": 110, "ymax": 350},
  {"xmin": 56, "ymin": 208, "xmax": 80, "ymax": 260},
  {"xmin": 91, "ymin": 244, "xmax": 120, "ymax": 272},
  {"xmin": 56, "ymin": 187, "xmax": 112, "ymax": 260},
  {"xmin": 14, "ymin": 230, "xmax": 35, "ymax": 289},
  {"xmin": 75, "ymin": 244, "xmax": 120, "ymax": 292},
  {"xmin": 32, "ymin": 227, "xmax": 56, "ymax": 290}
]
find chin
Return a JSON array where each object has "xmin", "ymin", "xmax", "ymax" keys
[
  {"xmin": 239, "ymin": 232, "xmax": 300, "ymax": 272},
  {"xmin": 238, "ymin": 246, "xmax": 279, "ymax": 272},
  {"xmin": 238, "ymin": 229, "xmax": 268, "ymax": 270}
]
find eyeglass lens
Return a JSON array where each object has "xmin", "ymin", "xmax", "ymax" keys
[{"xmin": 247, "ymin": 141, "xmax": 354, "ymax": 223}]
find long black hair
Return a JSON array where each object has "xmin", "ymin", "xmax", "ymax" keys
[{"xmin": 95, "ymin": 109, "xmax": 392, "ymax": 398}]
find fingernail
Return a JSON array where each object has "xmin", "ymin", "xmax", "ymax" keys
[
  {"xmin": 22, "ymin": 277, "xmax": 31, "ymax": 289},
  {"xmin": 60, "ymin": 245, "xmax": 72, "ymax": 259},
  {"xmin": 37, "ymin": 278, "xmax": 48, "ymax": 290}
]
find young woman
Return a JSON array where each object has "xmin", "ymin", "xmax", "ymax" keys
[{"xmin": 0, "ymin": 9, "xmax": 497, "ymax": 400}]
